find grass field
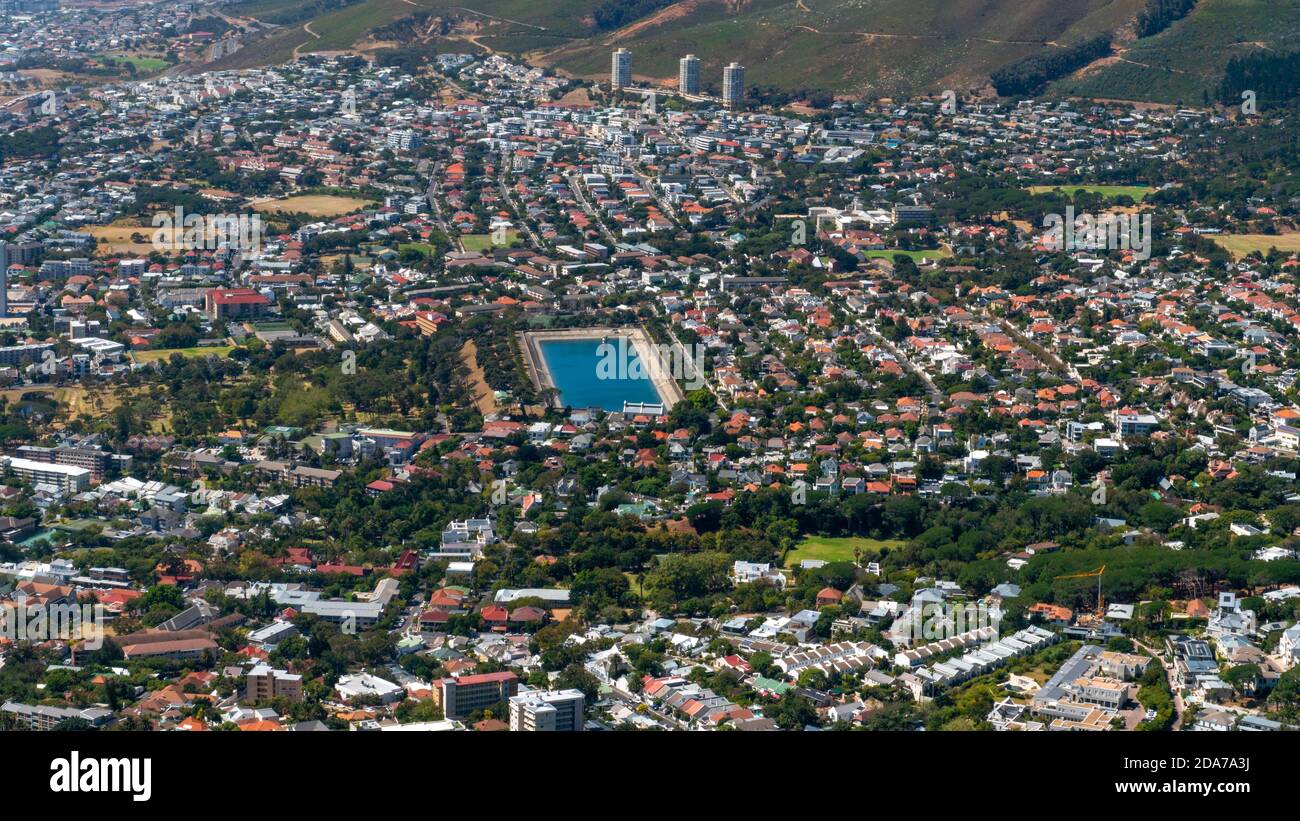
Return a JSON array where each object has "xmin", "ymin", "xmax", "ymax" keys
[
  {"xmin": 863, "ymin": 248, "xmax": 953, "ymax": 262},
  {"xmin": 132, "ymin": 346, "xmax": 236, "ymax": 363},
  {"xmin": 460, "ymin": 231, "xmax": 519, "ymax": 252},
  {"xmin": 252, "ymin": 195, "xmax": 373, "ymax": 217},
  {"xmin": 99, "ymin": 53, "xmax": 172, "ymax": 72},
  {"xmin": 86, "ymin": 222, "xmax": 157, "ymax": 256},
  {"xmin": 1026, "ymin": 184, "xmax": 1152, "ymax": 201},
  {"xmin": 460, "ymin": 340, "xmax": 499, "ymax": 416},
  {"xmin": 0, "ymin": 385, "xmax": 131, "ymax": 426},
  {"xmin": 1210, "ymin": 232, "xmax": 1300, "ymax": 259},
  {"xmin": 785, "ymin": 536, "xmax": 905, "ymax": 568},
  {"xmin": 398, "ymin": 242, "xmax": 440, "ymax": 258}
]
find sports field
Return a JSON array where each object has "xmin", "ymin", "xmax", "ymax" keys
[
  {"xmin": 1026, "ymin": 184, "xmax": 1152, "ymax": 202},
  {"xmin": 1210, "ymin": 232, "xmax": 1300, "ymax": 259},
  {"xmin": 132, "ymin": 347, "xmax": 236, "ymax": 363},
  {"xmin": 784, "ymin": 536, "xmax": 905, "ymax": 568},
  {"xmin": 863, "ymin": 248, "xmax": 952, "ymax": 262},
  {"xmin": 252, "ymin": 195, "xmax": 373, "ymax": 217}
]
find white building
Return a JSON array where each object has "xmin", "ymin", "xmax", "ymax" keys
[
  {"xmin": 508, "ymin": 689, "xmax": 585, "ymax": 731},
  {"xmin": 678, "ymin": 54, "xmax": 700, "ymax": 95},
  {"xmin": 1278, "ymin": 623, "xmax": 1300, "ymax": 666},
  {"xmin": 611, "ymin": 49, "xmax": 631, "ymax": 89},
  {"xmin": 732, "ymin": 560, "xmax": 785, "ymax": 588},
  {"xmin": 722, "ymin": 63, "xmax": 745, "ymax": 109},
  {"xmin": 335, "ymin": 673, "xmax": 403, "ymax": 704},
  {"xmin": 2, "ymin": 455, "xmax": 90, "ymax": 494}
]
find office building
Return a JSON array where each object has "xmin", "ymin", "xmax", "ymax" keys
[
  {"xmin": 611, "ymin": 48, "xmax": 632, "ymax": 89},
  {"xmin": 722, "ymin": 62, "xmax": 745, "ymax": 109},
  {"xmin": 679, "ymin": 54, "xmax": 700, "ymax": 95},
  {"xmin": 438, "ymin": 671, "xmax": 518, "ymax": 719},
  {"xmin": 509, "ymin": 689, "xmax": 585, "ymax": 731}
]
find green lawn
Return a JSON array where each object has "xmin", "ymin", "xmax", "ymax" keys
[
  {"xmin": 460, "ymin": 231, "xmax": 519, "ymax": 252},
  {"xmin": 785, "ymin": 536, "xmax": 905, "ymax": 568},
  {"xmin": 399, "ymin": 242, "xmax": 440, "ymax": 258},
  {"xmin": 1048, "ymin": 0, "xmax": 1300, "ymax": 104},
  {"xmin": 99, "ymin": 53, "xmax": 172, "ymax": 72},
  {"xmin": 132, "ymin": 346, "xmax": 235, "ymax": 363},
  {"xmin": 863, "ymin": 248, "xmax": 952, "ymax": 262},
  {"xmin": 1026, "ymin": 184, "xmax": 1153, "ymax": 202}
]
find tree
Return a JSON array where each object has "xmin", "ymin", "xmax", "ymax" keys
[
  {"xmin": 768, "ymin": 691, "xmax": 818, "ymax": 730},
  {"xmin": 1222, "ymin": 663, "xmax": 1259, "ymax": 695},
  {"xmin": 1268, "ymin": 666, "xmax": 1300, "ymax": 721},
  {"xmin": 556, "ymin": 662, "xmax": 601, "ymax": 703},
  {"xmin": 643, "ymin": 551, "xmax": 732, "ymax": 611}
]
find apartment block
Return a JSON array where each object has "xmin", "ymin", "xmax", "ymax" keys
[
  {"xmin": 509, "ymin": 689, "xmax": 585, "ymax": 731},
  {"xmin": 438, "ymin": 671, "xmax": 519, "ymax": 719},
  {"xmin": 246, "ymin": 664, "xmax": 304, "ymax": 703}
]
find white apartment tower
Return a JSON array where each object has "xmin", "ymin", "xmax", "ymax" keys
[
  {"xmin": 679, "ymin": 54, "xmax": 700, "ymax": 95},
  {"xmin": 611, "ymin": 48, "xmax": 632, "ymax": 89},
  {"xmin": 722, "ymin": 62, "xmax": 745, "ymax": 109}
]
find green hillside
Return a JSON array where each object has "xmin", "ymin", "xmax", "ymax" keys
[
  {"xmin": 208, "ymin": 0, "xmax": 1300, "ymax": 103},
  {"xmin": 537, "ymin": 0, "xmax": 1146, "ymax": 97},
  {"xmin": 1051, "ymin": 0, "xmax": 1300, "ymax": 104}
]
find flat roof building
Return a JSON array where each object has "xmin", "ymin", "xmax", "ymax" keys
[
  {"xmin": 612, "ymin": 48, "xmax": 631, "ymax": 89},
  {"xmin": 439, "ymin": 671, "xmax": 519, "ymax": 719},
  {"xmin": 679, "ymin": 54, "xmax": 700, "ymax": 95},
  {"xmin": 509, "ymin": 689, "xmax": 585, "ymax": 732},
  {"xmin": 722, "ymin": 62, "xmax": 745, "ymax": 109},
  {"xmin": 2, "ymin": 455, "xmax": 91, "ymax": 494}
]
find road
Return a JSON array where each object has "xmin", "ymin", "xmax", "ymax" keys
[
  {"xmin": 440, "ymin": 74, "xmax": 474, "ymax": 99},
  {"xmin": 498, "ymin": 167, "xmax": 543, "ymax": 249},
  {"xmin": 629, "ymin": 165, "xmax": 680, "ymax": 225},
  {"xmin": 978, "ymin": 310, "xmax": 1069, "ymax": 377},
  {"xmin": 659, "ymin": 319, "xmax": 723, "ymax": 409},
  {"xmin": 455, "ymin": 6, "xmax": 548, "ymax": 30},
  {"xmin": 855, "ymin": 317, "xmax": 943, "ymax": 404},
  {"xmin": 566, "ymin": 171, "xmax": 618, "ymax": 244},
  {"xmin": 423, "ymin": 161, "xmax": 452, "ymax": 234},
  {"xmin": 664, "ymin": 116, "xmax": 771, "ymax": 218},
  {"xmin": 1134, "ymin": 638, "xmax": 1185, "ymax": 730},
  {"xmin": 607, "ymin": 683, "xmax": 689, "ymax": 730}
]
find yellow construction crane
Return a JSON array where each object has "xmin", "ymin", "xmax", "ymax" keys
[{"xmin": 1054, "ymin": 565, "xmax": 1106, "ymax": 614}]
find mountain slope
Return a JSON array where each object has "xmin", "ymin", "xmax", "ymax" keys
[
  {"xmin": 1050, "ymin": 0, "xmax": 1300, "ymax": 104},
  {"xmin": 208, "ymin": 0, "xmax": 1299, "ymax": 103},
  {"xmin": 536, "ymin": 0, "xmax": 1146, "ymax": 97}
]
